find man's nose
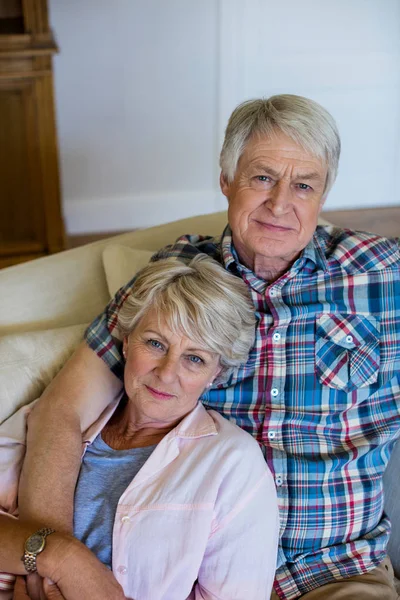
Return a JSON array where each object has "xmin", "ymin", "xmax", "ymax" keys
[
  {"xmin": 155, "ymin": 354, "xmax": 179, "ymax": 383},
  {"xmin": 267, "ymin": 181, "xmax": 291, "ymax": 215}
]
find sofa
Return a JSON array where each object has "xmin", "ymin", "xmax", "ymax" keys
[{"xmin": 0, "ymin": 210, "xmax": 399, "ymax": 580}]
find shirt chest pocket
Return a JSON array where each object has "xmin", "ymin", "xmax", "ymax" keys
[{"xmin": 315, "ymin": 313, "xmax": 380, "ymax": 392}]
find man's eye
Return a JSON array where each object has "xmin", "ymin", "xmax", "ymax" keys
[
  {"xmin": 257, "ymin": 175, "xmax": 271, "ymax": 182},
  {"xmin": 298, "ymin": 183, "xmax": 311, "ymax": 190}
]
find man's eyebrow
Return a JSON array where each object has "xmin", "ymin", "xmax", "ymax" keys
[
  {"xmin": 249, "ymin": 163, "xmax": 280, "ymax": 178},
  {"xmin": 249, "ymin": 163, "xmax": 323, "ymax": 181},
  {"xmin": 295, "ymin": 172, "xmax": 324, "ymax": 181}
]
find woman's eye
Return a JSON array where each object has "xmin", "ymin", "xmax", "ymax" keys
[
  {"xmin": 148, "ymin": 339, "xmax": 164, "ymax": 350},
  {"xmin": 187, "ymin": 355, "xmax": 204, "ymax": 365}
]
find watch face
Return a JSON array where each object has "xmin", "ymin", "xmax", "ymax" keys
[{"xmin": 25, "ymin": 534, "xmax": 45, "ymax": 554}]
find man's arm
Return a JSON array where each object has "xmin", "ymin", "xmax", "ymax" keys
[{"xmin": 18, "ymin": 342, "xmax": 123, "ymax": 533}]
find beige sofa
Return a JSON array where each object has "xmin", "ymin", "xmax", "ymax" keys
[{"xmin": 0, "ymin": 210, "xmax": 399, "ymax": 579}]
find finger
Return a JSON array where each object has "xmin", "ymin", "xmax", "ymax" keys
[
  {"xmin": 43, "ymin": 578, "xmax": 66, "ymax": 600},
  {"xmin": 13, "ymin": 576, "xmax": 30, "ymax": 600},
  {"xmin": 26, "ymin": 573, "xmax": 43, "ymax": 600}
]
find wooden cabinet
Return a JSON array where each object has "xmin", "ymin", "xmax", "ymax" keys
[{"xmin": 0, "ymin": 0, "xmax": 64, "ymax": 268}]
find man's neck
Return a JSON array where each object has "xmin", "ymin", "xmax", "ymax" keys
[
  {"xmin": 252, "ymin": 260, "xmax": 290, "ymax": 283},
  {"xmin": 234, "ymin": 245, "xmax": 295, "ymax": 283}
]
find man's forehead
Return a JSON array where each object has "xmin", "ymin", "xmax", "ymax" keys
[{"xmin": 238, "ymin": 131, "xmax": 325, "ymax": 171}]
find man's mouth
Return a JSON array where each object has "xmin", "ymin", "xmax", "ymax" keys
[{"xmin": 254, "ymin": 220, "xmax": 293, "ymax": 232}]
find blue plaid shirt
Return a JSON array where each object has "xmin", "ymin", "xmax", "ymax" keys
[{"xmin": 86, "ymin": 225, "xmax": 400, "ymax": 599}]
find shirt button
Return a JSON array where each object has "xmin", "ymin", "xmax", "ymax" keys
[
  {"xmin": 275, "ymin": 474, "xmax": 283, "ymax": 486},
  {"xmin": 270, "ymin": 290, "xmax": 276, "ymax": 297},
  {"xmin": 272, "ymin": 332, "xmax": 281, "ymax": 342},
  {"xmin": 268, "ymin": 431, "xmax": 276, "ymax": 440},
  {"xmin": 346, "ymin": 335, "xmax": 353, "ymax": 344},
  {"xmin": 121, "ymin": 515, "xmax": 130, "ymax": 524},
  {"xmin": 271, "ymin": 388, "xmax": 279, "ymax": 397},
  {"xmin": 117, "ymin": 566, "xmax": 127, "ymax": 575}
]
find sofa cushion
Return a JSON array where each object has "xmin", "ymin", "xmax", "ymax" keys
[
  {"xmin": 102, "ymin": 246, "xmax": 154, "ymax": 298},
  {"xmin": 0, "ymin": 324, "xmax": 87, "ymax": 424}
]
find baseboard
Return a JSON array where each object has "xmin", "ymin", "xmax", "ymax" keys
[{"xmin": 63, "ymin": 190, "xmax": 225, "ymax": 235}]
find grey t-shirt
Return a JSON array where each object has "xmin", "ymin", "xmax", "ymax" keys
[{"xmin": 74, "ymin": 433, "xmax": 156, "ymax": 569}]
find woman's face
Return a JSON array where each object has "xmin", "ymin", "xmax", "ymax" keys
[{"xmin": 123, "ymin": 308, "xmax": 221, "ymax": 426}]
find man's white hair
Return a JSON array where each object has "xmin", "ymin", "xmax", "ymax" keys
[{"xmin": 220, "ymin": 94, "xmax": 341, "ymax": 198}]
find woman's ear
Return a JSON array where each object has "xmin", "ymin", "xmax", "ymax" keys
[
  {"xmin": 122, "ymin": 337, "xmax": 128, "ymax": 360},
  {"xmin": 213, "ymin": 365, "xmax": 222, "ymax": 382}
]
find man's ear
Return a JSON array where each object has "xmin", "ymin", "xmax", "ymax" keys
[{"xmin": 219, "ymin": 171, "xmax": 231, "ymax": 199}]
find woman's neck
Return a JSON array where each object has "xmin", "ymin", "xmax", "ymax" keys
[{"xmin": 101, "ymin": 398, "xmax": 179, "ymax": 450}]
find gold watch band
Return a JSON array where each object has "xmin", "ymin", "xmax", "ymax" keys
[{"xmin": 22, "ymin": 527, "xmax": 56, "ymax": 574}]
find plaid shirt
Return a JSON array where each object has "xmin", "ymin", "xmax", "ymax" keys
[{"xmin": 86, "ymin": 225, "xmax": 400, "ymax": 600}]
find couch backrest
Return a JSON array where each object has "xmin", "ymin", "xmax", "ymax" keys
[{"xmin": 0, "ymin": 212, "xmax": 229, "ymax": 335}]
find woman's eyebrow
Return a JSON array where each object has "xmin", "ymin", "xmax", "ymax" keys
[{"xmin": 143, "ymin": 329, "xmax": 167, "ymax": 341}]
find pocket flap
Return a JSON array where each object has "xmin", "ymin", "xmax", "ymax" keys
[{"xmin": 316, "ymin": 313, "xmax": 379, "ymax": 349}]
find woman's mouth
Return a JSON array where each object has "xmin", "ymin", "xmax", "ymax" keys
[{"xmin": 145, "ymin": 385, "xmax": 175, "ymax": 400}]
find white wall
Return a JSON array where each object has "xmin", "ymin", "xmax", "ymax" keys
[
  {"xmin": 217, "ymin": 0, "xmax": 400, "ymax": 213},
  {"xmin": 50, "ymin": 0, "xmax": 400, "ymax": 234}
]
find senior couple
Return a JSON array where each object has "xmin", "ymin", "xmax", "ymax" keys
[{"xmin": 0, "ymin": 94, "xmax": 399, "ymax": 600}]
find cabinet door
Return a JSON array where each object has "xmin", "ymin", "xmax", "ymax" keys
[{"xmin": 0, "ymin": 77, "xmax": 46, "ymax": 258}]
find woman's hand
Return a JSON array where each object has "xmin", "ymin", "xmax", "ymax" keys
[
  {"xmin": 13, "ymin": 576, "xmax": 31, "ymax": 600},
  {"xmin": 37, "ymin": 534, "xmax": 126, "ymax": 600},
  {"xmin": 13, "ymin": 575, "xmax": 66, "ymax": 600}
]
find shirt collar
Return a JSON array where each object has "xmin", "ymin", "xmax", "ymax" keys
[
  {"xmin": 173, "ymin": 402, "xmax": 218, "ymax": 438},
  {"xmin": 220, "ymin": 224, "xmax": 329, "ymax": 285},
  {"xmin": 303, "ymin": 229, "xmax": 329, "ymax": 272}
]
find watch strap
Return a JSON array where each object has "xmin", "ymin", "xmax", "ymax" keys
[{"xmin": 23, "ymin": 527, "xmax": 56, "ymax": 574}]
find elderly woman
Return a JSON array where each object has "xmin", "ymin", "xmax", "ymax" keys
[{"xmin": 0, "ymin": 255, "xmax": 279, "ymax": 600}]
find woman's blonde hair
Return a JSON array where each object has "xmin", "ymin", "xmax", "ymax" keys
[{"xmin": 118, "ymin": 255, "xmax": 256, "ymax": 384}]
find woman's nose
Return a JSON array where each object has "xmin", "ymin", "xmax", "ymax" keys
[{"xmin": 155, "ymin": 354, "xmax": 179, "ymax": 382}]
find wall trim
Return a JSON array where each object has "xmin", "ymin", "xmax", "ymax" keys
[{"xmin": 63, "ymin": 189, "xmax": 225, "ymax": 234}]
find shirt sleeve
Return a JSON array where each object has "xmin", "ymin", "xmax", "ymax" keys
[
  {"xmin": 192, "ymin": 453, "xmax": 280, "ymax": 599},
  {"xmin": 84, "ymin": 234, "xmax": 219, "ymax": 380},
  {"xmin": 0, "ymin": 404, "xmax": 31, "ymax": 595},
  {"xmin": 84, "ymin": 277, "xmax": 137, "ymax": 381}
]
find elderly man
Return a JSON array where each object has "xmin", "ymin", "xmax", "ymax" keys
[{"xmin": 17, "ymin": 95, "xmax": 400, "ymax": 599}]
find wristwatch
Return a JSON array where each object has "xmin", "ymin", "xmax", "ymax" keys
[{"xmin": 22, "ymin": 527, "xmax": 56, "ymax": 574}]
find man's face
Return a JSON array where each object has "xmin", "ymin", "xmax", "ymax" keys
[{"xmin": 220, "ymin": 131, "xmax": 328, "ymax": 274}]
